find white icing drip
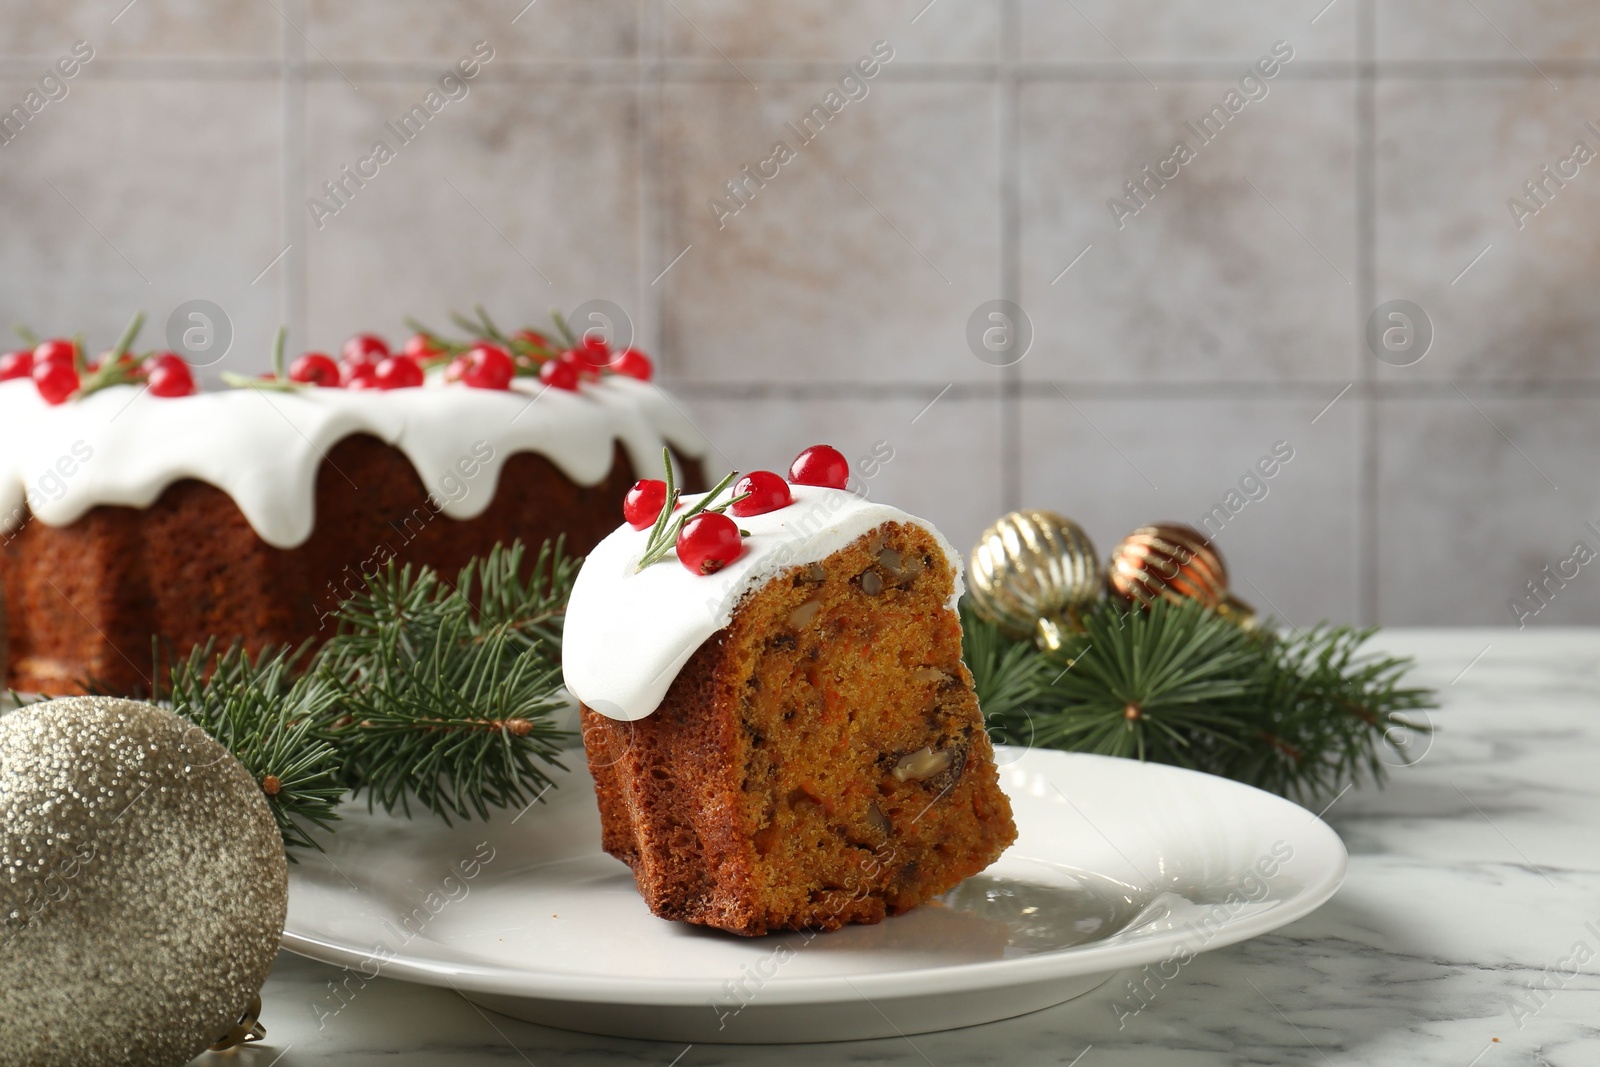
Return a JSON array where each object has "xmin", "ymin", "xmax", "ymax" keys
[
  {"xmin": 562, "ymin": 485, "xmax": 964, "ymax": 721},
  {"xmin": 0, "ymin": 376, "xmax": 709, "ymax": 548}
]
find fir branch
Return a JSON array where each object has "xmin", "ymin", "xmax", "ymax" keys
[
  {"xmin": 109, "ymin": 538, "xmax": 581, "ymax": 852},
  {"xmin": 1029, "ymin": 599, "xmax": 1258, "ymax": 766},
  {"xmin": 970, "ymin": 597, "xmax": 1438, "ymax": 803},
  {"xmin": 159, "ymin": 641, "xmax": 346, "ymax": 853},
  {"xmin": 961, "ymin": 601, "xmax": 1047, "ymax": 723},
  {"xmin": 321, "ymin": 612, "xmax": 567, "ymax": 824},
  {"xmin": 1232, "ymin": 625, "xmax": 1436, "ymax": 803},
  {"xmin": 317, "ymin": 538, "xmax": 576, "ymax": 824}
]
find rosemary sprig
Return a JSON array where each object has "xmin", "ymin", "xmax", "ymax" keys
[
  {"xmin": 74, "ymin": 311, "xmax": 149, "ymax": 398},
  {"xmin": 550, "ymin": 308, "xmax": 580, "ymax": 349},
  {"xmin": 633, "ymin": 448, "xmax": 745, "ymax": 571},
  {"xmin": 222, "ymin": 325, "xmax": 304, "ymax": 392}
]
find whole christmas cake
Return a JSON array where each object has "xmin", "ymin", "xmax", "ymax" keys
[
  {"xmin": 0, "ymin": 324, "xmax": 706, "ymax": 694},
  {"xmin": 564, "ymin": 446, "xmax": 1017, "ymax": 936}
]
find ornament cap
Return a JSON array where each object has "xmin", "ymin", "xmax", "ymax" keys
[{"xmin": 209, "ymin": 992, "xmax": 267, "ymax": 1051}]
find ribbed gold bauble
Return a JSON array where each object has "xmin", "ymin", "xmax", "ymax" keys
[
  {"xmin": 1106, "ymin": 523, "xmax": 1255, "ymax": 626},
  {"xmin": 0, "ymin": 697, "xmax": 285, "ymax": 1067},
  {"xmin": 968, "ymin": 510, "xmax": 1102, "ymax": 651}
]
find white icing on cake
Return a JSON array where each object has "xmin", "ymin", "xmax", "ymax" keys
[
  {"xmin": 562, "ymin": 485, "xmax": 964, "ymax": 721},
  {"xmin": 0, "ymin": 375, "xmax": 708, "ymax": 549}
]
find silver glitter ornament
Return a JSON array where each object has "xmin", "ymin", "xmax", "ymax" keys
[{"xmin": 0, "ymin": 697, "xmax": 286, "ymax": 1067}]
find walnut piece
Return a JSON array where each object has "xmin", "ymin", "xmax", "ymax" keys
[{"xmin": 892, "ymin": 747, "xmax": 954, "ymax": 782}]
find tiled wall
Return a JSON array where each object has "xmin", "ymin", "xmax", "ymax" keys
[{"xmin": 3, "ymin": 0, "xmax": 1598, "ymax": 628}]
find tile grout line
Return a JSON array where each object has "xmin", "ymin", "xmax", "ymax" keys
[
  {"xmin": 640, "ymin": 0, "xmax": 665, "ymax": 363},
  {"xmin": 282, "ymin": 0, "xmax": 308, "ymax": 352},
  {"xmin": 1356, "ymin": 0, "xmax": 1378, "ymax": 626},
  {"xmin": 999, "ymin": 0, "xmax": 1022, "ymax": 513}
]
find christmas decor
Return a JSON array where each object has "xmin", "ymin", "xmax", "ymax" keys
[
  {"xmin": 16, "ymin": 539, "xmax": 581, "ymax": 855},
  {"xmin": 967, "ymin": 510, "xmax": 1102, "ymax": 652},
  {"xmin": 632, "ymin": 450, "xmax": 745, "ymax": 573},
  {"xmin": 1107, "ymin": 522, "xmax": 1256, "ymax": 626},
  {"xmin": 964, "ymin": 514, "xmax": 1435, "ymax": 803},
  {"xmin": 0, "ymin": 696, "xmax": 285, "ymax": 1066},
  {"xmin": 13, "ymin": 311, "xmax": 200, "ymax": 406}
]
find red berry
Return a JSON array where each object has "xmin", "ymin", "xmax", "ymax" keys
[
  {"xmin": 731, "ymin": 470, "xmax": 792, "ymax": 517},
  {"xmin": 0, "ymin": 350, "xmax": 34, "ymax": 381},
  {"xmin": 374, "ymin": 355, "xmax": 424, "ymax": 390},
  {"xmin": 342, "ymin": 333, "xmax": 389, "ymax": 364},
  {"xmin": 788, "ymin": 445, "xmax": 850, "ymax": 490},
  {"xmin": 289, "ymin": 352, "xmax": 341, "ymax": 387},
  {"xmin": 580, "ymin": 333, "xmax": 611, "ymax": 364},
  {"xmin": 33, "ymin": 359, "xmax": 79, "ymax": 404},
  {"xmin": 460, "ymin": 344, "xmax": 514, "ymax": 390},
  {"xmin": 402, "ymin": 333, "xmax": 441, "ymax": 360},
  {"xmin": 676, "ymin": 512, "xmax": 743, "ymax": 575},
  {"xmin": 623, "ymin": 479, "xmax": 668, "ymax": 529},
  {"xmin": 539, "ymin": 358, "xmax": 579, "ymax": 391},
  {"xmin": 342, "ymin": 361, "xmax": 379, "ymax": 389},
  {"xmin": 612, "ymin": 348, "xmax": 653, "ymax": 381},
  {"xmin": 146, "ymin": 353, "xmax": 196, "ymax": 397},
  {"xmin": 559, "ymin": 348, "xmax": 603, "ymax": 381},
  {"xmin": 33, "ymin": 339, "xmax": 77, "ymax": 368}
]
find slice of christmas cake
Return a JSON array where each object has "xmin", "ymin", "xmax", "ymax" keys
[{"xmin": 563, "ymin": 445, "xmax": 1016, "ymax": 936}]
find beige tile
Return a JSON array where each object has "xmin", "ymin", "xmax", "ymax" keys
[
  {"xmin": 1019, "ymin": 1, "xmax": 1353, "ymax": 64},
  {"xmin": 684, "ymin": 392, "xmax": 1004, "ymax": 555},
  {"xmin": 1373, "ymin": 79, "xmax": 1600, "ymax": 382},
  {"xmin": 1018, "ymin": 78, "xmax": 1359, "ymax": 384},
  {"xmin": 1377, "ymin": 396, "xmax": 1600, "ymax": 626},
  {"xmin": 302, "ymin": 78, "xmax": 642, "ymax": 359},
  {"xmin": 659, "ymin": 80, "xmax": 1002, "ymax": 385},
  {"xmin": 1019, "ymin": 394, "xmax": 1362, "ymax": 626},
  {"xmin": 0, "ymin": 79, "xmax": 283, "ymax": 385},
  {"xmin": 1, "ymin": 0, "xmax": 281, "ymax": 60},
  {"xmin": 1377, "ymin": 0, "xmax": 1600, "ymax": 61},
  {"xmin": 306, "ymin": 0, "xmax": 640, "ymax": 62},
  {"xmin": 661, "ymin": 0, "xmax": 999, "ymax": 64}
]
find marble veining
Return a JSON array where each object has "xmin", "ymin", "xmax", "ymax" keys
[{"xmin": 207, "ymin": 628, "xmax": 1600, "ymax": 1066}]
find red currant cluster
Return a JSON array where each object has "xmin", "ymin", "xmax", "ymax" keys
[
  {"xmin": 241, "ymin": 317, "xmax": 655, "ymax": 396},
  {"xmin": 625, "ymin": 444, "xmax": 850, "ymax": 575},
  {"xmin": 293, "ymin": 317, "xmax": 656, "ymax": 394},
  {"xmin": 276, "ymin": 333, "xmax": 428, "ymax": 391},
  {"xmin": 0, "ymin": 336, "xmax": 195, "ymax": 405}
]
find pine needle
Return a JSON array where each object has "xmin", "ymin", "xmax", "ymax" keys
[{"xmin": 967, "ymin": 597, "xmax": 1438, "ymax": 804}]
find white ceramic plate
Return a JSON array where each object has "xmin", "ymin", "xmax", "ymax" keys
[{"xmin": 282, "ymin": 747, "xmax": 1346, "ymax": 1043}]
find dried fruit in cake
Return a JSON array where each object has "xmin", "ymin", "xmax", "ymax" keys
[{"xmin": 563, "ymin": 447, "xmax": 1017, "ymax": 936}]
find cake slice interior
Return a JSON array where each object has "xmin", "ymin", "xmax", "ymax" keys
[{"xmin": 583, "ymin": 519, "xmax": 1017, "ymax": 936}]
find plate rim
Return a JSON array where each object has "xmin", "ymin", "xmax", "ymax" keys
[{"xmin": 281, "ymin": 748, "xmax": 1348, "ymax": 1006}]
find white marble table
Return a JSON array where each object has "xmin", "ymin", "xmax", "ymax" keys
[{"xmin": 203, "ymin": 629, "xmax": 1600, "ymax": 1066}]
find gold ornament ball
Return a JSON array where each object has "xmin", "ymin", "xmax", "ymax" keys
[
  {"xmin": 968, "ymin": 510, "xmax": 1102, "ymax": 650},
  {"xmin": 0, "ymin": 697, "xmax": 286, "ymax": 1067},
  {"xmin": 1107, "ymin": 523, "xmax": 1255, "ymax": 625}
]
